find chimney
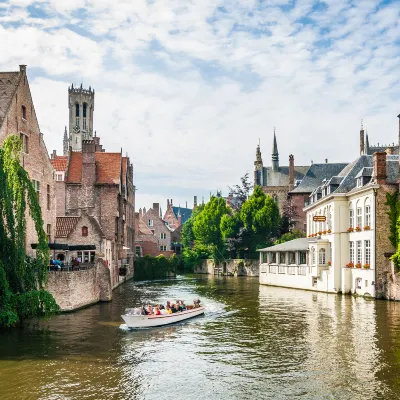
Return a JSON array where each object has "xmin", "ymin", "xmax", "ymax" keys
[
  {"xmin": 143, "ymin": 207, "xmax": 146, "ymax": 214},
  {"xmin": 360, "ymin": 121, "xmax": 365, "ymax": 156},
  {"xmin": 373, "ymin": 152, "xmax": 387, "ymax": 185},
  {"xmin": 139, "ymin": 208, "xmax": 142, "ymax": 217},
  {"xmin": 289, "ymin": 154, "xmax": 294, "ymax": 190},
  {"xmin": 167, "ymin": 199, "xmax": 170, "ymax": 208},
  {"xmin": 194, "ymin": 196, "xmax": 198, "ymax": 208},
  {"xmin": 51, "ymin": 149, "xmax": 57, "ymax": 159},
  {"xmin": 19, "ymin": 65, "xmax": 27, "ymax": 73},
  {"xmin": 82, "ymin": 140, "xmax": 96, "ymax": 187},
  {"xmin": 153, "ymin": 203, "xmax": 160, "ymax": 217},
  {"xmin": 171, "ymin": 199, "xmax": 173, "ymax": 206}
]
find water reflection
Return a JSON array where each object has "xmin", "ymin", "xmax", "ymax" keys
[{"xmin": 1, "ymin": 276, "xmax": 400, "ymax": 399}]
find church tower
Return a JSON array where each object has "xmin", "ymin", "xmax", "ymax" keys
[
  {"xmin": 272, "ymin": 128, "xmax": 279, "ymax": 172},
  {"xmin": 68, "ymin": 83, "xmax": 95, "ymax": 152},
  {"xmin": 63, "ymin": 126, "xmax": 68, "ymax": 156},
  {"xmin": 254, "ymin": 142, "xmax": 264, "ymax": 186}
]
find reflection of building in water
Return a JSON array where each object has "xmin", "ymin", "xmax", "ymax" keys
[{"xmin": 258, "ymin": 285, "xmax": 382, "ymax": 396}]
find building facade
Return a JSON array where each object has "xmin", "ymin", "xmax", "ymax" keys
[{"xmin": 0, "ymin": 65, "xmax": 56, "ymax": 254}]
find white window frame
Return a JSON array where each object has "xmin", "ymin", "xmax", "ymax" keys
[
  {"xmin": 356, "ymin": 207, "xmax": 362, "ymax": 228},
  {"xmin": 319, "ymin": 248, "xmax": 326, "ymax": 265},
  {"xmin": 349, "ymin": 209, "xmax": 354, "ymax": 228},
  {"xmin": 365, "ymin": 240, "xmax": 371, "ymax": 265},
  {"xmin": 148, "ymin": 219, "xmax": 153, "ymax": 227},
  {"xmin": 349, "ymin": 241, "xmax": 354, "ymax": 263},
  {"xmin": 356, "ymin": 241, "xmax": 362, "ymax": 264},
  {"xmin": 311, "ymin": 248, "xmax": 316, "ymax": 265},
  {"xmin": 365, "ymin": 205, "xmax": 371, "ymax": 227}
]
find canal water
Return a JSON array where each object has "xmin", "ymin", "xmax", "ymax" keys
[{"xmin": 1, "ymin": 275, "xmax": 400, "ymax": 400}]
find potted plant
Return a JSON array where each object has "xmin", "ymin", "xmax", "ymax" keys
[
  {"xmin": 327, "ymin": 261, "xmax": 332, "ymax": 266},
  {"xmin": 363, "ymin": 264, "xmax": 370, "ymax": 269},
  {"xmin": 327, "ymin": 229, "xmax": 332, "ymax": 234},
  {"xmin": 323, "ymin": 230, "xmax": 327, "ymax": 235},
  {"xmin": 346, "ymin": 262, "xmax": 354, "ymax": 268},
  {"xmin": 347, "ymin": 227, "xmax": 354, "ymax": 233},
  {"xmin": 355, "ymin": 263, "xmax": 362, "ymax": 268},
  {"xmin": 317, "ymin": 231, "xmax": 322, "ymax": 236},
  {"xmin": 364, "ymin": 226, "xmax": 370, "ymax": 231},
  {"xmin": 355, "ymin": 226, "xmax": 362, "ymax": 232}
]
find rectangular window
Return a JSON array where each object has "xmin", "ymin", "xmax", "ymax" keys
[
  {"xmin": 32, "ymin": 180, "xmax": 40, "ymax": 198},
  {"xmin": 160, "ymin": 245, "xmax": 167, "ymax": 251},
  {"xmin": 22, "ymin": 105, "xmax": 26, "ymax": 120},
  {"xmin": 365, "ymin": 205, "xmax": 371, "ymax": 227},
  {"xmin": 279, "ymin": 252, "xmax": 286, "ymax": 264},
  {"xmin": 135, "ymin": 246, "xmax": 141, "ymax": 257},
  {"xmin": 160, "ymin": 232, "xmax": 166, "ymax": 239},
  {"xmin": 269, "ymin": 252, "xmax": 276, "ymax": 264},
  {"xmin": 349, "ymin": 209, "xmax": 354, "ymax": 228},
  {"xmin": 148, "ymin": 219, "xmax": 153, "ymax": 227},
  {"xmin": 90, "ymin": 252, "xmax": 95, "ymax": 263},
  {"xmin": 77, "ymin": 251, "xmax": 82, "ymax": 262},
  {"xmin": 299, "ymin": 251, "xmax": 307, "ymax": 265},
  {"xmin": 365, "ymin": 240, "xmax": 371, "ymax": 265},
  {"xmin": 46, "ymin": 224, "xmax": 51, "ymax": 242},
  {"xmin": 56, "ymin": 173, "xmax": 64, "ymax": 181},
  {"xmin": 47, "ymin": 184, "xmax": 50, "ymax": 210},
  {"xmin": 84, "ymin": 252, "xmax": 89, "ymax": 263},
  {"xmin": 356, "ymin": 207, "xmax": 362, "ymax": 228},
  {"xmin": 304, "ymin": 197, "xmax": 309, "ymax": 207},
  {"xmin": 115, "ymin": 217, "xmax": 119, "ymax": 238},
  {"xmin": 356, "ymin": 241, "xmax": 362, "ymax": 264},
  {"xmin": 20, "ymin": 133, "xmax": 29, "ymax": 153},
  {"xmin": 288, "ymin": 252, "xmax": 296, "ymax": 265},
  {"xmin": 349, "ymin": 242, "xmax": 354, "ymax": 263}
]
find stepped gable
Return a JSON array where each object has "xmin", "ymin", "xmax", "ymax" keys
[
  {"xmin": 51, "ymin": 155, "xmax": 68, "ymax": 172},
  {"xmin": 56, "ymin": 216, "xmax": 80, "ymax": 238},
  {"xmin": 0, "ymin": 72, "xmax": 20, "ymax": 125}
]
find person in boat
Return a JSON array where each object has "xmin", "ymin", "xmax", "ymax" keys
[
  {"xmin": 194, "ymin": 299, "xmax": 201, "ymax": 308},
  {"xmin": 153, "ymin": 305, "xmax": 161, "ymax": 315},
  {"xmin": 146, "ymin": 304, "xmax": 153, "ymax": 315},
  {"xmin": 179, "ymin": 301, "xmax": 186, "ymax": 311},
  {"xmin": 142, "ymin": 305, "xmax": 149, "ymax": 315},
  {"xmin": 174, "ymin": 303, "xmax": 181, "ymax": 313},
  {"xmin": 165, "ymin": 305, "xmax": 172, "ymax": 314}
]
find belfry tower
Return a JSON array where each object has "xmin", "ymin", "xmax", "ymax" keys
[{"xmin": 67, "ymin": 83, "xmax": 95, "ymax": 152}]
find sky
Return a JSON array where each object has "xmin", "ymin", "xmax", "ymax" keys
[{"xmin": 0, "ymin": 0, "xmax": 399, "ymax": 212}]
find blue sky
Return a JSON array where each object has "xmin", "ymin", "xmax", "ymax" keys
[{"xmin": 0, "ymin": 0, "xmax": 399, "ymax": 210}]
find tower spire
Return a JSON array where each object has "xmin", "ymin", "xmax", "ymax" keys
[
  {"xmin": 272, "ymin": 127, "xmax": 279, "ymax": 171},
  {"xmin": 63, "ymin": 125, "xmax": 68, "ymax": 156},
  {"xmin": 254, "ymin": 141, "xmax": 264, "ymax": 187},
  {"xmin": 360, "ymin": 119, "xmax": 365, "ymax": 156}
]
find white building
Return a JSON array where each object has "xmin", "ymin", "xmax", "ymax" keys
[{"xmin": 260, "ymin": 151, "xmax": 399, "ymax": 297}]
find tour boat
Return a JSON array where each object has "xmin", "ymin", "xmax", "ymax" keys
[{"xmin": 121, "ymin": 306, "xmax": 205, "ymax": 328}]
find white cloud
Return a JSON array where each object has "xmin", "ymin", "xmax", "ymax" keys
[{"xmin": 0, "ymin": 0, "xmax": 399, "ymax": 210}]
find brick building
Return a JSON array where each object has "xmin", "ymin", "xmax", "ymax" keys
[
  {"xmin": 135, "ymin": 203, "xmax": 174, "ymax": 257},
  {"xmin": 0, "ymin": 65, "xmax": 56, "ymax": 255},
  {"xmin": 51, "ymin": 85, "xmax": 135, "ymax": 281},
  {"xmin": 163, "ymin": 198, "xmax": 193, "ymax": 230}
]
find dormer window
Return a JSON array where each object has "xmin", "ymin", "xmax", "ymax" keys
[{"xmin": 357, "ymin": 178, "xmax": 362, "ymax": 188}]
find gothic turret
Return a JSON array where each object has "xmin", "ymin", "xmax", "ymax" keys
[
  {"xmin": 360, "ymin": 120, "xmax": 365, "ymax": 155},
  {"xmin": 68, "ymin": 84, "xmax": 95, "ymax": 152},
  {"xmin": 63, "ymin": 126, "xmax": 68, "ymax": 156},
  {"xmin": 272, "ymin": 128, "xmax": 279, "ymax": 172},
  {"xmin": 254, "ymin": 141, "xmax": 264, "ymax": 186}
]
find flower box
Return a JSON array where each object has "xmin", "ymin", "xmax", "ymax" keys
[
  {"xmin": 327, "ymin": 229, "xmax": 332, "ymax": 234},
  {"xmin": 363, "ymin": 264, "xmax": 370, "ymax": 269},
  {"xmin": 322, "ymin": 230, "xmax": 327, "ymax": 234},
  {"xmin": 355, "ymin": 263, "xmax": 362, "ymax": 268},
  {"xmin": 327, "ymin": 261, "xmax": 332, "ymax": 266},
  {"xmin": 355, "ymin": 227, "xmax": 362, "ymax": 232},
  {"xmin": 317, "ymin": 231, "xmax": 322, "ymax": 235},
  {"xmin": 364, "ymin": 226, "xmax": 370, "ymax": 231},
  {"xmin": 346, "ymin": 262, "xmax": 354, "ymax": 268},
  {"xmin": 347, "ymin": 228, "xmax": 354, "ymax": 233}
]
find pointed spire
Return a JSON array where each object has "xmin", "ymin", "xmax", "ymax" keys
[
  {"xmin": 272, "ymin": 127, "xmax": 279, "ymax": 171},
  {"xmin": 360, "ymin": 119, "xmax": 365, "ymax": 156},
  {"xmin": 365, "ymin": 132, "xmax": 370, "ymax": 155}
]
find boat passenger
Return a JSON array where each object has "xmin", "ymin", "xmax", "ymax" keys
[
  {"xmin": 146, "ymin": 304, "xmax": 153, "ymax": 315},
  {"xmin": 166, "ymin": 306, "xmax": 172, "ymax": 314},
  {"xmin": 179, "ymin": 301, "xmax": 186, "ymax": 311},
  {"xmin": 154, "ymin": 306, "xmax": 161, "ymax": 315},
  {"xmin": 142, "ymin": 306, "xmax": 149, "ymax": 315},
  {"xmin": 174, "ymin": 303, "xmax": 181, "ymax": 313}
]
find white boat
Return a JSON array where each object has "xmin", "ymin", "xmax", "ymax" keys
[{"xmin": 121, "ymin": 307, "xmax": 205, "ymax": 328}]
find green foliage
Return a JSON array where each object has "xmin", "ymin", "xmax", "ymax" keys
[
  {"xmin": 386, "ymin": 191, "xmax": 400, "ymax": 248},
  {"xmin": 181, "ymin": 204, "xmax": 204, "ymax": 248},
  {"xmin": 274, "ymin": 230, "xmax": 305, "ymax": 244},
  {"xmin": 182, "ymin": 243, "xmax": 213, "ymax": 272},
  {"xmin": 0, "ymin": 135, "xmax": 59, "ymax": 327},
  {"xmin": 134, "ymin": 255, "xmax": 177, "ymax": 280}
]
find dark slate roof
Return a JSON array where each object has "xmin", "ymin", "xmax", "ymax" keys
[
  {"xmin": 172, "ymin": 206, "xmax": 192, "ymax": 225},
  {"xmin": 355, "ymin": 167, "xmax": 373, "ymax": 179},
  {"xmin": 0, "ymin": 72, "xmax": 20, "ymax": 127},
  {"xmin": 263, "ymin": 165, "xmax": 309, "ymax": 187},
  {"xmin": 290, "ymin": 163, "xmax": 348, "ymax": 193}
]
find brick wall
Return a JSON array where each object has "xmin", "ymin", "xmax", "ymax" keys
[
  {"xmin": 46, "ymin": 258, "xmax": 112, "ymax": 311},
  {"xmin": 0, "ymin": 66, "xmax": 56, "ymax": 255},
  {"xmin": 289, "ymin": 193, "xmax": 308, "ymax": 231},
  {"xmin": 195, "ymin": 259, "xmax": 259, "ymax": 276},
  {"xmin": 142, "ymin": 207, "xmax": 171, "ymax": 251}
]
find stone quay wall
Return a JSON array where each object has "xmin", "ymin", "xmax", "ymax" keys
[
  {"xmin": 195, "ymin": 259, "xmax": 259, "ymax": 277},
  {"xmin": 47, "ymin": 258, "xmax": 113, "ymax": 311}
]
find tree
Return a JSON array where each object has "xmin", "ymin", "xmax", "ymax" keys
[
  {"xmin": 193, "ymin": 196, "xmax": 230, "ymax": 259},
  {"xmin": 239, "ymin": 186, "xmax": 281, "ymax": 255},
  {"xmin": 228, "ymin": 173, "xmax": 253, "ymax": 211},
  {"xmin": 181, "ymin": 204, "xmax": 204, "ymax": 248},
  {"xmin": 274, "ymin": 230, "xmax": 305, "ymax": 244},
  {"xmin": 0, "ymin": 136, "xmax": 59, "ymax": 327}
]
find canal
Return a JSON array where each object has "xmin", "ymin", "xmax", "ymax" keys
[{"xmin": 1, "ymin": 275, "xmax": 400, "ymax": 399}]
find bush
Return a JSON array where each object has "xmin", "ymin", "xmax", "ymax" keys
[{"xmin": 134, "ymin": 255, "xmax": 177, "ymax": 281}]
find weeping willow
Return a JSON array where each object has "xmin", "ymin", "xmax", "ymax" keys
[{"xmin": 0, "ymin": 135, "xmax": 59, "ymax": 327}]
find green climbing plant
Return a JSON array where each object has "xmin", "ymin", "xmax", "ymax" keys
[{"xmin": 0, "ymin": 135, "xmax": 59, "ymax": 327}]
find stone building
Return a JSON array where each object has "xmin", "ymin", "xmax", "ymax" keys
[
  {"xmin": 51, "ymin": 85, "xmax": 135, "ymax": 280},
  {"xmin": 135, "ymin": 203, "xmax": 174, "ymax": 257},
  {"xmin": 254, "ymin": 130, "xmax": 309, "ymax": 213},
  {"xmin": 0, "ymin": 65, "xmax": 56, "ymax": 255}
]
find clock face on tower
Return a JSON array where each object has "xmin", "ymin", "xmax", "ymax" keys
[{"xmin": 73, "ymin": 125, "xmax": 80, "ymax": 134}]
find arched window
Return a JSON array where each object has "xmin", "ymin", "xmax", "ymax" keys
[
  {"xmin": 356, "ymin": 200, "xmax": 362, "ymax": 228},
  {"xmin": 83, "ymin": 103, "xmax": 87, "ymax": 118},
  {"xmin": 83, "ymin": 103, "xmax": 87, "ymax": 130},
  {"xmin": 311, "ymin": 247, "xmax": 316, "ymax": 265},
  {"xmin": 82, "ymin": 226, "xmax": 88, "ymax": 236},
  {"xmin": 349, "ymin": 203, "xmax": 354, "ymax": 229},
  {"xmin": 75, "ymin": 103, "xmax": 80, "ymax": 117},
  {"xmin": 319, "ymin": 248, "xmax": 326, "ymax": 265}
]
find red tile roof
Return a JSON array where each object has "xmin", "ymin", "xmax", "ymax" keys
[
  {"xmin": 51, "ymin": 156, "xmax": 68, "ymax": 172},
  {"xmin": 95, "ymin": 152, "xmax": 121, "ymax": 184},
  {"xmin": 66, "ymin": 152, "xmax": 82, "ymax": 183},
  {"xmin": 56, "ymin": 217, "xmax": 80, "ymax": 238}
]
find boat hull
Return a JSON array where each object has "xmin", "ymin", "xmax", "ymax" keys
[{"xmin": 121, "ymin": 307, "xmax": 205, "ymax": 328}]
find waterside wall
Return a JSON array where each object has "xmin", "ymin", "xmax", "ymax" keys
[
  {"xmin": 194, "ymin": 259, "xmax": 259, "ymax": 277},
  {"xmin": 47, "ymin": 259, "xmax": 132, "ymax": 311}
]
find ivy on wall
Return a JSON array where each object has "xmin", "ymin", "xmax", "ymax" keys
[
  {"xmin": 386, "ymin": 191, "xmax": 400, "ymax": 267},
  {"xmin": 0, "ymin": 136, "xmax": 59, "ymax": 327}
]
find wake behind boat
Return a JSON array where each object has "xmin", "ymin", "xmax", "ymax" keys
[{"xmin": 121, "ymin": 306, "xmax": 205, "ymax": 328}]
